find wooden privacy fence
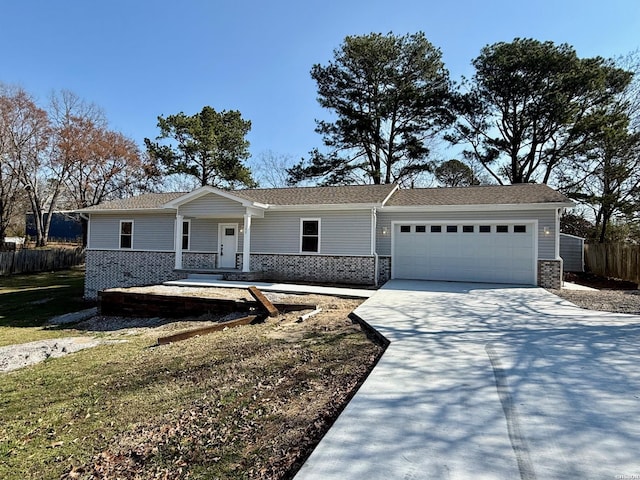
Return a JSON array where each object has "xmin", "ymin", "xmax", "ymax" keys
[
  {"xmin": 0, "ymin": 247, "xmax": 85, "ymax": 275},
  {"xmin": 584, "ymin": 243, "xmax": 640, "ymax": 285}
]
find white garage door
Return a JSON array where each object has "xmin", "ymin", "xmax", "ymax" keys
[{"xmin": 392, "ymin": 222, "xmax": 536, "ymax": 284}]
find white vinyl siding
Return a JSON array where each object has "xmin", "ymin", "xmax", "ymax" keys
[
  {"xmin": 377, "ymin": 209, "xmax": 557, "ymax": 260},
  {"xmin": 180, "ymin": 218, "xmax": 245, "ymax": 253},
  {"xmin": 178, "ymin": 193, "xmax": 246, "ymax": 217},
  {"xmin": 189, "ymin": 218, "xmax": 217, "ymax": 252},
  {"xmin": 89, "ymin": 214, "xmax": 175, "ymax": 250},
  {"xmin": 251, "ymin": 210, "xmax": 371, "ymax": 255}
]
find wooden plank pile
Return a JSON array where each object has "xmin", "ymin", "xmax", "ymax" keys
[{"xmin": 154, "ymin": 285, "xmax": 316, "ymax": 345}]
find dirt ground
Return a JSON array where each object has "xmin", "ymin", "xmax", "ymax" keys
[
  {"xmin": 0, "ymin": 286, "xmax": 361, "ymax": 373},
  {"xmin": 2, "ymin": 287, "xmax": 380, "ymax": 479},
  {"xmin": 556, "ymin": 272, "xmax": 640, "ymax": 315},
  {"xmin": 64, "ymin": 290, "xmax": 375, "ymax": 479},
  {"xmin": 565, "ymin": 271, "xmax": 638, "ymax": 290}
]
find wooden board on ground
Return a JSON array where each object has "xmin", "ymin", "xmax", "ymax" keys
[
  {"xmin": 247, "ymin": 286, "xmax": 279, "ymax": 317},
  {"xmin": 157, "ymin": 315, "xmax": 261, "ymax": 345}
]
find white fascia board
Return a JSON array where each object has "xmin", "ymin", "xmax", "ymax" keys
[
  {"xmin": 380, "ymin": 202, "xmax": 573, "ymax": 213},
  {"xmin": 162, "ymin": 185, "xmax": 267, "ymax": 210},
  {"xmin": 269, "ymin": 203, "xmax": 381, "ymax": 211},
  {"xmin": 79, "ymin": 208, "xmax": 177, "ymax": 215},
  {"xmin": 245, "ymin": 207, "xmax": 265, "ymax": 218}
]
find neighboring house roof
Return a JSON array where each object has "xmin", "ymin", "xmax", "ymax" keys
[
  {"xmin": 384, "ymin": 184, "xmax": 572, "ymax": 207},
  {"xmin": 78, "ymin": 183, "xmax": 572, "ymax": 213}
]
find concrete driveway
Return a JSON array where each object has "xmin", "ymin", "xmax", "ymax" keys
[{"xmin": 296, "ymin": 280, "xmax": 640, "ymax": 479}]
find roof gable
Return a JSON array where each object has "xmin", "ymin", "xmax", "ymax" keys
[{"xmin": 163, "ymin": 186, "xmax": 268, "ymax": 209}]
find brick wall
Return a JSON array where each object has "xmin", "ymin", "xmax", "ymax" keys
[
  {"xmin": 85, "ymin": 250, "xmax": 185, "ymax": 300},
  {"xmin": 182, "ymin": 252, "xmax": 217, "ymax": 270},
  {"xmin": 238, "ymin": 253, "xmax": 376, "ymax": 285},
  {"xmin": 377, "ymin": 256, "xmax": 391, "ymax": 285},
  {"xmin": 538, "ymin": 259, "xmax": 562, "ymax": 289}
]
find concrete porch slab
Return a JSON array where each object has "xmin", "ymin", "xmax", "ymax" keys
[{"xmin": 163, "ymin": 278, "xmax": 376, "ymax": 299}]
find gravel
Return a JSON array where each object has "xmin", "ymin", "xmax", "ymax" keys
[
  {"xmin": 0, "ymin": 337, "xmax": 106, "ymax": 373},
  {"xmin": 551, "ymin": 289, "xmax": 640, "ymax": 315}
]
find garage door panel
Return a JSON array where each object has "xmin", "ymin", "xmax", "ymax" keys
[{"xmin": 393, "ymin": 223, "xmax": 536, "ymax": 285}]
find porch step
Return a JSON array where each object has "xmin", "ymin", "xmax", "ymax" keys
[{"xmin": 187, "ymin": 273, "xmax": 224, "ymax": 281}]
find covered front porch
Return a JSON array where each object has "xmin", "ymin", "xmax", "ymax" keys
[{"xmin": 165, "ymin": 187, "xmax": 267, "ymax": 274}]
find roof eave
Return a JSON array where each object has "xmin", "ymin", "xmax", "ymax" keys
[
  {"xmin": 269, "ymin": 202, "xmax": 384, "ymax": 211},
  {"xmin": 381, "ymin": 201, "xmax": 573, "ymax": 212},
  {"xmin": 77, "ymin": 208, "xmax": 177, "ymax": 215}
]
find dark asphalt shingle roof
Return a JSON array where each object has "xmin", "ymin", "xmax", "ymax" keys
[
  {"xmin": 384, "ymin": 184, "xmax": 572, "ymax": 206},
  {"xmin": 80, "ymin": 183, "xmax": 571, "ymax": 212},
  {"xmin": 232, "ymin": 184, "xmax": 397, "ymax": 205},
  {"xmin": 81, "ymin": 192, "xmax": 186, "ymax": 211}
]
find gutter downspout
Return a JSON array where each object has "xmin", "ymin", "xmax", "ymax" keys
[
  {"xmin": 555, "ymin": 208, "xmax": 562, "ymax": 260},
  {"xmin": 557, "ymin": 207, "xmax": 563, "ymax": 287},
  {"xmin": 372, "ymin": 207, "xmax": 378, "ymax": 286}
]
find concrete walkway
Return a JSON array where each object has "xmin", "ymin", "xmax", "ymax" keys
[
  {"xmin": 163, "ymin": 278, "xmax": 375, "ymax": 298},
  {"xmin": 296, "ymin": 280, "xmax": 640, "ymax": 479},
  {"xmin": 562, "ymin": 281, "xmax": 598, "ymax": 291}
]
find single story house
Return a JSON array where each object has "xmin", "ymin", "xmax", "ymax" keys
[{"xmin": 77, "ymin": 183, "xmax": 573, "ymax": 299}]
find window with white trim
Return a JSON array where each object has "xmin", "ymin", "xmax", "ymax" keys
[
  {"xmin": 301, "ymin": 219, "xmax": 320, "ymax": 253},
  {"xmin": 120, "ymin": 220, "xmax": 133, "ymax": 249},
  {"xmin": 182, "ymin": 220, "xmax": 190, "ymax": 250}
]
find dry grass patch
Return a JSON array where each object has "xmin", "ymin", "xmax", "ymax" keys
[{"xmin": 0, "ymin": 291, "xmax": 383, "ymax": 480}]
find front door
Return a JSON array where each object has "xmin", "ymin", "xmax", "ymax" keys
[{"xmin": 218, "ymin": 223, "xmax": 238, "ymax": 268}]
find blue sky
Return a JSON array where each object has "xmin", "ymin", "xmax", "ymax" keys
[{"xmin": 3, "ymin": 0, "xmax": 639, "ymax": 174}]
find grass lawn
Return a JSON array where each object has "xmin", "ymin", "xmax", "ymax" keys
[
  {"xmin": 0, "ymin": 283, "xmax": 383, "ymax": 479},
  {"xmin": 0, "ymin": 267, "xmax": 92, "ymax": 347}
]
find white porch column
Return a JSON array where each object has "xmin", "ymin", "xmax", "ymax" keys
[
  {"xmin": 242, "ymin": 213, "xmax": 252, "ymax": 272},
  {"xmin": 175, "ymin": 214, "xmax": 183, "ymax": 270}
]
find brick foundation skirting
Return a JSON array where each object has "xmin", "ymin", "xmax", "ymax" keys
[
  {"xmin": 238, "ymin": 253, "xmax": 377, "ymax": 285},
  {"xmin": 538, "ymin": 259, "xmax": 562, "ymax": 289},
  {"xmin": 86, "ymin": 250, "xmax": 563, "ymax": 298},
  {"xmin": 85, "ymin": 250, "xmax": 185, "ymax": 300},
  {"xmin": 377, "ymin": 256, "xmax": 391, "ymax": 285},
  {"xmin": 182, "ymin": 252, "xmax": 217, "ymax": 270}
]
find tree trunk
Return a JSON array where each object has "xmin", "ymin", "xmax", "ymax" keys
[{"xmin": 599, "ymin": 211, "xmax": 612, "ymax": 243}]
